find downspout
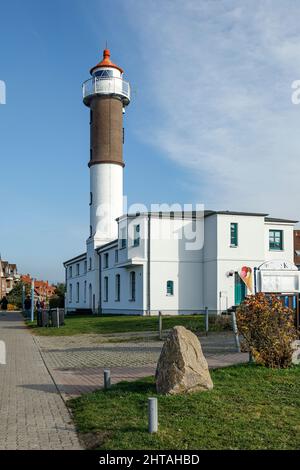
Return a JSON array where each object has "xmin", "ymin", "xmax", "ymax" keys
[
  {"xmin": 147, "ymin": 213, "xmax": 151, "ymax": 315},
  {"xmin": 64, "ymin": 266, "xmax": 67, "ymax": 314},
  {"xmin": 98, "ymin": 251, "xmax": 102, "ymax": 315}
]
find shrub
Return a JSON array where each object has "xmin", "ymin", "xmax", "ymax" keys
[
  {"xmin": 7, "ymin": 303, "xmax": 17, "ymax": 311},
  {"xmin": 236, "ymin": 293, "xmax": 298, "ymax": 368}
]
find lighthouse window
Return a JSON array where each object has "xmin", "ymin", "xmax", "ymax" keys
[
  {"xmin": 89, "ymin": 192, "xmax": 93, "ymax": 206},
  {"xmin": 94, "ymin": 69, "xmax": 113, "ymax": 78}
]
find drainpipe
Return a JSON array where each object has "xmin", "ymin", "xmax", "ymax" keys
[
  {"xmin": 64, "ymin": 266, "xmax": 67, "ymax": 314},
  {"xmin": 147, "ymin": 213, "xmax": 151, "ymax": 315},
  {"xmin": 254, "ymin": 267, "xmax": 257, "ymax": 294},
  {"xmin": 98, "ymin": 250, "xmax": 102, "ymax": 315}
]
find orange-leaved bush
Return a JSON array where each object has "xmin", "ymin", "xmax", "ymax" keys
[{"xmin": 236, "ymin": 293, "xmax": 298, "ymax": 368}]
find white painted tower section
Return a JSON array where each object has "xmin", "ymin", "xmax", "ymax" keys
[{"xmin": 90, "ymin": 163, "xmax": 123, "ymax": 246}]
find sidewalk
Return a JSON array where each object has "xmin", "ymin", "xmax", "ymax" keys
[
  {"xmin": 36, "ymin": 331, "xmax": 248, "ymax": 400},
  {"xmin": 0, "ymin": 312, "xmax": 82, "ymax": 450}
]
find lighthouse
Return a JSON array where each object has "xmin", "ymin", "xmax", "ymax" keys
[{"xmin": 83, "ymin": 49, "xmax": 130, "ymax": 247}]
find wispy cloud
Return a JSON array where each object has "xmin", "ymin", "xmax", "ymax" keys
[{"xmin": 124, "ymin": 0, "xmax": 300, "ymax": 219}]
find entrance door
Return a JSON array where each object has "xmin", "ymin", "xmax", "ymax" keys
[{"xmin": 234, "ymin": 272, "xmax": 246, "ymax": 305}]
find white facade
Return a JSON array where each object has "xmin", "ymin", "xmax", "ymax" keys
[{"xmin": 64, "ymin": 211, "xmax": 299, "ymax": 315}]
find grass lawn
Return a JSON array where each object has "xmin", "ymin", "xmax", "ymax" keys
[
  {"xmin": 26, "ymin": 314, "xmax": 207, "ymax": 336},
  {"xmin": 68, "ymin": 364, "xmax": 300, "ymax": 450}
]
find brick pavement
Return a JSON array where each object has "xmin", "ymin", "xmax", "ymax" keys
[
  {"xmin": 0, "ymin": 312, "xmax": 82, "ymax": 450},
  {"xmin": 36, "ymin": 331, "xmax": 248, "ymax": 400}
]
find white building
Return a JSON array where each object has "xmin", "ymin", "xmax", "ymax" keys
[{"xmin": 64, "ymin": 49, "xmax": 300, "ymax": 316}]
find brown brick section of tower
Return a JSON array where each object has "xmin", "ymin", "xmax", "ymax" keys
[{"xmin": 89, "ymin": 96, "xmax": 124, "ymax": 168}]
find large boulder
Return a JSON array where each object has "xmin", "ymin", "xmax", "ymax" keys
[{"xmin": 155, "ymin": 325, "xmax": 213, "ymax": 394}]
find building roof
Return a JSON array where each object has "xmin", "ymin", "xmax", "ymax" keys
[
  {"xmin": 63, "ymin": 252, "xmax": 87, "ymax": 266},
  {"xmin": 265, "ymin": 217, "xmax": 299, "ymax": 224},
  {"xmin": 90, "ymin": 49, "xmax": 124, "ymax": 76},
  {"xmin": 96, "ymin": 239, "xmax": 118, "ymax": 253},
  {"xmin": 116, "ymin": 210, "xmax": 298, "ymax": 224}
]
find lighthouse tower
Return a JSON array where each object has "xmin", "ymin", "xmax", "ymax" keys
[{"xmin": 83, "ymin": 49, "xmax": 130, "ymax": 248}]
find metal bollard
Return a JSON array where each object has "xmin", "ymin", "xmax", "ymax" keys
[
  {"xmin": 57, "ymin": 307, "xmax": 60, "ymax": 328},
  {"xmin": 148, "ymin": 397, "xmax": 158, "ymax": 433},
  {"xmin": 158, "ymin": 311, "xmax": 162, "ymax": 340},
  {"xmin": 205, "ymin": 307, "xmax": 209, "ymax": 336},
  {"xmin": 231, "ymin": 311, "xmax": 241, "ymax": 353},
  {"xmin": 104, "ymin": 368, "xmax": 111, "ymax": 390}
]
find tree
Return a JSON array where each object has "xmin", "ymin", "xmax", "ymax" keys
[
  {"xmin": 49, "ymin": 283, "xmax": 65, "ymax": 308},
  {"xmin": 7, "ymin": 281, "xmax": 30, "ymax": 309}
]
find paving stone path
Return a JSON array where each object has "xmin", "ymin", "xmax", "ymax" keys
[
  {"xmin": 36, "ymin": 330, "xmax": 248, "ymax": 400},
  {"xmin": 0, "ymin": 312, "xmax": 82, "ymax": 450}
]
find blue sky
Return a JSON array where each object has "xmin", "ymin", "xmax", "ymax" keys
[{"xmin": 1, "ymin": 0, "xmax": 300, "ymax": 282}]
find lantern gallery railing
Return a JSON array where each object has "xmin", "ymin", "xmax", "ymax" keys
[{"xmin": 82, "ymin": 76, "xmax": 130, "ymax": 105}]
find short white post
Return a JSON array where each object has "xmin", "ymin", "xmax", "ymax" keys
[
  {"xmin": 205, "ymin": 307, "xmax": 209, "ymax": 336},
  {"xmin": 148, "ymin": 397, "xmax": 158, "ymax": 433},
  {"xmin": 232, "ymin": 311, "xmax": 241, "ymax": 353},
  {"xmin": 158, "ymin": 311, "xmax": 162, "ymax": 340},
  {"xmin": 104, "ymin": 368, "xmax": 111, "ymax": 389},
  {"xmin": 56, "ymin": 307, "xmax": 60, "ymax": 328}
]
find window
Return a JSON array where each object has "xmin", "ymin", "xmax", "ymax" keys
[
  {"xmin": 89, "ymin": 192, "xmax": 93, "ymax": 206},
  {"xmin": 84, "ymin": 281, "xmax": 87, "ymax": 303},
  {"xmin": 89, "ymin": 258, "xmax": 92, "ymax": 270},
  {"xmin": 115, "ymin": 250, "xmax": 118, "ymax": 263},
  {"xmin": 104, "ymin": 253, "xmax": 109, "ymax": 269},
  {"xmin": 120, "ymin": 227, "xmax": 127, "ymax": 249},
  {"xmin": 94, "ymin": 69, "xmax": 113, "ymax": 78},
  {"xmin": 170, "ymin": 212, "xmax": 175, "ymax": 219},
  {"xmin": 90, "ymin": 148, "xmax": 93, "ymax": 160},
  {"xmin": 69, "ymin": 266, "xmax": 72, "ymax": 278},
  {"xmin": 90, "ymin": 225, "xmax": 92, "ymax": 237},
  {"xmin": 166, "ymin": 280, "xmax": 174, "ymax": 296},
  {"xmin": 269, "ymin": 230, "xmax": 283, "ymax": 251},
  {"xmin": 115, "ymin": 274, "xmax": 120, "ymax": 301},
  {"xmin": 130, "ymin": 271, "xmax": 136, "ymax": 301},
  {"xmin": 104, "ymin": 276, "xmax": 108, "ymax": 302},
  {"xmin": 76, "ymin": 282, "xmax": 79, "ymax": 303},
  {"xmin": 84, "ymin": 260, "xmax": 87, "ymax": 273},
  {"xmin": 69, "ymin": 284, "xmax": 72, "ymax": 303},
  {"xmin": 76, "ymin": 263, "xmax": 80, "ymax": 276},
  {"xmin": 133, "ymin": 224, "xmax": 140, "ymax": 247},
  {"xmin": 230, "ymin": 223, "xmax": 238, "ymax": 247}
]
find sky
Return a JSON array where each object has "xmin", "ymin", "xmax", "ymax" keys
[{"xmin": 1, "ymin": 0, "xmax": 300, "ymax": 282}]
